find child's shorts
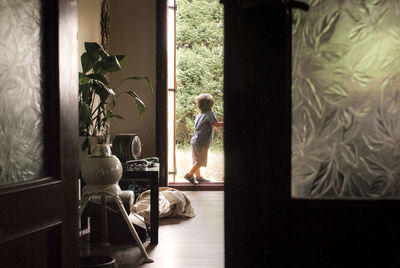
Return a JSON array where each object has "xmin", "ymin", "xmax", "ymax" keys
[{"xmin": 192, "ymin": 145, "xmax": 208, "ymax": 167}]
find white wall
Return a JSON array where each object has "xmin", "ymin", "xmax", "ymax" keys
[
  {"xmin": 77, "ymin": 0, "xmax": 102, "ymax": 71},
  {"xmin": 108, "ymin": 0, "xmax": 157, "ymax": 157}
]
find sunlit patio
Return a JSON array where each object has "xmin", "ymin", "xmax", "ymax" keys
[{"xmin": 173, "ymin": 148, "xmax": 224, "ymax": 183}]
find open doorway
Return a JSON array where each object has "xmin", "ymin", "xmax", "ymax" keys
[{"xmin": 167, "ymin": 0, "xmax": 224, "ymax": 187}]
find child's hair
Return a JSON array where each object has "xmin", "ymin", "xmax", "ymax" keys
[{"xmin": 195, "ymin": 94, "xmax": 215, "ymax": 113}]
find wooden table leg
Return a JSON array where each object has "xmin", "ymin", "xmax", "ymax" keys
[{"xmin": 150, "ymin": 176, "xmax": 159, "ymax": 245}]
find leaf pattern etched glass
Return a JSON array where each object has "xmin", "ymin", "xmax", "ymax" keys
[
  {"xmin": 292, "ymin": 0, "xmax": 400, "ymax": 198},
  {"xmin": 0, "ymin": 0, "xmax": 43, "ymax": 185}
]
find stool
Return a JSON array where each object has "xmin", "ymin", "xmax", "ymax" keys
[
  {"xmin": 83, "ymin": 190, "xmax": 147, "ymax": 244},
  {"xmin": 79, "ymin": 184, "xmax": 154, "ymax": 264}
]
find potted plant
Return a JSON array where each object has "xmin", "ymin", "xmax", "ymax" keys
[{"xmin": 79, "ymin": 42, "xmax": 153, "ymax": 153}]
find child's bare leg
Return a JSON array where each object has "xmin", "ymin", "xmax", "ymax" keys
[
  {"xmin": 185, "ymin": 163, "xmax": 201, "ymax": 184},
  {"xmin": 188, "ymin": 163, "xmax": 201, "ymax": 176},
  {"xmin": 194, "ymin": 168, "xmax": 201, "ymax": 178}
]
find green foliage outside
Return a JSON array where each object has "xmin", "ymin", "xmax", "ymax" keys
[{"xmin": 175, "ymin": 0, "xmax": 224, "ymax": 149}]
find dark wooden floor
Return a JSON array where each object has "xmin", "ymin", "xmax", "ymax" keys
[{"xmin": 80, "ymin": 191, "xmax": 224, "ymax": 268}]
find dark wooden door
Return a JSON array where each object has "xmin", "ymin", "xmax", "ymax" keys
[
  {"xmin": 0, "ymin": 1, "xmax": 79, "ymax": 267},
  {"xmin": 224, "ymin": 1, "xmax": 400, "ymax": 267}
]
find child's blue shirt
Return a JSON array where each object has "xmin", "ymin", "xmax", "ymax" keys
[{"xmin": 190, "ymin": 110, "xmax": 217, "ymax": 148}]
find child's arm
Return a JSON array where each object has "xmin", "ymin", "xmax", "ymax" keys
[{"xmin": 213, "ymin": 121, "xmax": 224, "ymax": 128}]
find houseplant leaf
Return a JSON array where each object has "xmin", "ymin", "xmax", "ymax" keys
[
  {"xmin": 87, "ymin": 73, "xmax": 110, "ymax": 87},
  {"xmin": 93, "ymin": 80, "xmax": 115, "ymax": 102},
  {"xmin": 101, "ymin": 55, "xmax": 122, "ymax": 72},
  {"xmin": 78, "ymin": 42, "xmax": 153, "ymax": 145},
  {"xmin": 125, "ymin": 76, "xmax": 154, "ymax": 94},
  {"xmin": 85, "ymin": 42, "xmax": 102, "ymax": 62},
  {"xmin": 93, "ymin": 62, "xmax": 107, "ymax": 75},
  {"xmin": 79, "ymin": 72, "xmax": 90, "ymax": 85},
  {"xmin": 79, "ymin": 83, "xmax": 92, "ymax": 104},
  {"xmin": 104, "ymin": 110, "xmax": 123, "ymax": 121},
  {"xmin": 99, "ymin": 45, "xmax": 110, "ymax": 58},
  {"xmin": 135, "ymin": 98, "xmax": 146, "ymax": 115},
  {"xmin": 81, "ymin": 52, "xmax": 95, "ymax": 73},
  {"xmin": 126, "ymin": 90, "xmax": 146, "ymax": 114},
  {"xmin": 116, "ymin": 55, "xmax": 127, "ymax": 66},
  {"xmin": 79, "ymin": 101, "xmax": 92, "ymax": 135}
]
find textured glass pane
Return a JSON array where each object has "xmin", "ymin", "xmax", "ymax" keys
[
  {"xmin": 0, "ymin": 0, "xmax": 43, "ymax": 185},
  {"xmin": 292, "ymin": 0, "xmax": 400, "ymax": 198}
]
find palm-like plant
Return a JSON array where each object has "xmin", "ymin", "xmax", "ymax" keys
[{"xmin": 79, "ymin": 42, "xmax": 152, "ymax": 151}]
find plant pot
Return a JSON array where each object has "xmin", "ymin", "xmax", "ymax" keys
[
  {"xmin": 79, "ymin": 135, "xmax": 109, "ymax": 172},
  {"xmin": 80, "ymin": 255, "xmax": 118, "ymax": 267},
  {"xmin": 81, "ymin": 144, "xmax": 123, "ymax": 185}
]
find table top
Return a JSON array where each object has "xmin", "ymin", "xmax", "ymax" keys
[{"xmin": 122, "ymin": 164, "xmax": 159, "ymax": 178}]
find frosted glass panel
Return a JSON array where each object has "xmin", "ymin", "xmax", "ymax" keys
[
  {"xmin": 292, "ymin": 0, "xmax": 400, "ymax": 198},
  {"xmin": 0, "ymin": 0, "xmax": 43, "ymax": 185}
]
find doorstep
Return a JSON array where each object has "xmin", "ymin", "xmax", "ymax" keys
[{"xmin": 168, "ymin": 182, "xmax": 224, "ymax": 191}]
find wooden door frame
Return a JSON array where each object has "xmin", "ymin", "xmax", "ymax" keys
[
  {"xmin": 156, "ymin": 0, "xmax": 168, "ymax": 187},
  {"xmin": 57, "ymin": 0, "xmax": 80, "ymax": 266},
  {"xmin": 156, "ymin": 1, "xmax": 224, "ymax": 190}
]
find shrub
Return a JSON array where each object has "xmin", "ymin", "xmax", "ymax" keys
[{"xmin": 175, "ymin": 0, "xmax": 224, "ymax": 147}]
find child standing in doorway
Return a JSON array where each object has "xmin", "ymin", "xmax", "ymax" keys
[{"xmin": 184, "ymin": 93, "xmax": 224, "ymax": 184}]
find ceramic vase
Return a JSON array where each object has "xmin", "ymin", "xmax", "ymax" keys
[{"xmin": 81, "ymin": 144, "xmax": 123, "ymax": 185}]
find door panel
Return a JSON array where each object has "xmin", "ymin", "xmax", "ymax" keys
[
  {"xmin": 0, "ymin": 180, "xmax": 63, "ymax": 237},
  {"xmin": 224, "ymin": 1, "xmax": 400, "ymax": 267},
  {"xmin": 0, "ymin": 0, "xmax": 44, "ymax": 185},
  {"xmin": 292, "ymin": 0, "xmax": 400, "ymax": 199},
  {"xmin": 0, "ymin": 0, "xmax": 79, "ymax": 267},
  {"xmin": 167, "ymin": 0, "xmax": 177, "ymax": 182},
  {"xmin": 0, "ymin": 221, "xmax": 62, "ymax": 267}
]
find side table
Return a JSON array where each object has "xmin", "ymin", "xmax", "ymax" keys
[{"xmin": 120, "ymin": 165, "xmax": 159, "ymax": 245}]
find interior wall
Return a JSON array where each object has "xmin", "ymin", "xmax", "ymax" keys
[
  {"xmin": 77, "ymin": 0, "xmax": 102, "ymax": 72},
  {"xmin": 108, "ymin": 0, "xmax": 157, "ymax": 157}
]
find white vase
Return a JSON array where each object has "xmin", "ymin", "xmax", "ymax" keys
[{"xmin": 81, "ymin": 144, "xmax": 123, "ymax": 185}]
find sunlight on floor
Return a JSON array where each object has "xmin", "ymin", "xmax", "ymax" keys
[
  {"xmin": 175, "ymin": 149, "xmax": 224, "ymax": 182},
  {"xmin": 136, "ymin": 191, "xmax": 224, "ymax": 268}
]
